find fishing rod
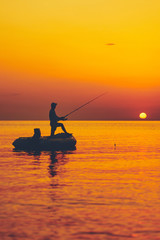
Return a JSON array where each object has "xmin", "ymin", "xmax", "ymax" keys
[{"xmin": 64, "ymin": 92, "xmax": 107, "ymax": 118}]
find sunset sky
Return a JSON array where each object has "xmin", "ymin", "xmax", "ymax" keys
[{"xmin": 0, "ymin": 0, "xmax": 160, "ymax": 120}]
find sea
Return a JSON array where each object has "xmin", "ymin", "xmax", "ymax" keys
[{"xmin": 0, "ymin": 121, "xmax": 160, "ymax": 240}]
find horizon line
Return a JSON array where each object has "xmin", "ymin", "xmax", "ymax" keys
[{"xmin": 0, "ymin": 119, "xmax": 159, "ymax": 121}]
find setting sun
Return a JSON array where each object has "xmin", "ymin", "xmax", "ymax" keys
[{"xmin": 139, "ymin": 112, "xmax": 147, "ymax": 119}]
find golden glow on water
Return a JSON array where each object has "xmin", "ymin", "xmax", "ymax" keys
[{"xmin": 0, "ymin": 121, "xmax": 160, "ymax": 239}]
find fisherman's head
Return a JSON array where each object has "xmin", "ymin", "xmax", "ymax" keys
[{"xmin": 51, "ymin": 102, "xmax": 57, "ymax": 109}]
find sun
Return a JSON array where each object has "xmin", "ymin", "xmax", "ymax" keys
[{"xmin": 139, "ymin": 112, "xmax": 147, "ymax": 119}]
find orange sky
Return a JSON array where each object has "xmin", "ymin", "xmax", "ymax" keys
[{"xmin": 0, "ymin": 0, "xmax": 160, "ymax": 120}]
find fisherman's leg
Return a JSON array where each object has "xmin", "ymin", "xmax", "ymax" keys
[
  {"xmin": 57, "ymin": 123, "xmax": 68, "ymax": 133},
  {"xmin": 51, "ymin": 127, "xmax": 54, "ymax": 136},
  {"xmin": 51, "ymin": 126, "xmax": 56, "ymax": 136}
]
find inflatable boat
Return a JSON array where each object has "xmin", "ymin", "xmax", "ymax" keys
[{"xmin": 12, "ymin": 133, "xmax": 76, "ymax": 151}]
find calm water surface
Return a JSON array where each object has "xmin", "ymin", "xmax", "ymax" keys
[{"xmin": 0, "ymin": 121, "xmax": 160, "ymax": 240}]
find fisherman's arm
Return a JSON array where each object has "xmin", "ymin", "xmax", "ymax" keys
[
  {"xmin": 55, "ymin": 112, "xmax": 67, "ymax": 121},
  {"xmin": 57, "ymin": 116, "xmax": 67, "ymax": 121}
]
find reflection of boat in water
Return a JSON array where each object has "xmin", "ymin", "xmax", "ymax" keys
[{"xmin": 12, "ymin": 133, "xmax": 76, "ymax": 151}]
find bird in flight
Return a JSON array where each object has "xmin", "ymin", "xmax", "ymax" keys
[{"xmin": 105, "ymin": 43, "xmax": 115, "ymax": 46}]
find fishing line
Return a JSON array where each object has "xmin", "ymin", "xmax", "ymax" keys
[{"xmin": 64, "ymin": 92, "xmax": 107, "ymax": 118}]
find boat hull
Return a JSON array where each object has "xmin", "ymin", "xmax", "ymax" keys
[{"xmin": 12, "ymin": 133, "xmax": 76, "ymax": 150}]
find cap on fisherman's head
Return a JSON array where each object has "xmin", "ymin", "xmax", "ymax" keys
[{"xmin": 51, "ymin": 102, "xmax": 57, "ymax": 108}]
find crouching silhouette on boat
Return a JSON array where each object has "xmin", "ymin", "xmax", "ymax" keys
[
  {"xmin": 12, "ymin": 103, "xmax": 75, "ymax": 151},
  {"xmin": 49, "ymin": 102, "xmax": 71, "ymax": 137},
  {"xmin": 12, "ymin": 93, "xmax": 106, "ymax": 151}
]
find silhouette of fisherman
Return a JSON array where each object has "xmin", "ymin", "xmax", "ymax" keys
[{"xmin": 49, "ymin": 102, "xmax": 71, "ymax": 136}]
